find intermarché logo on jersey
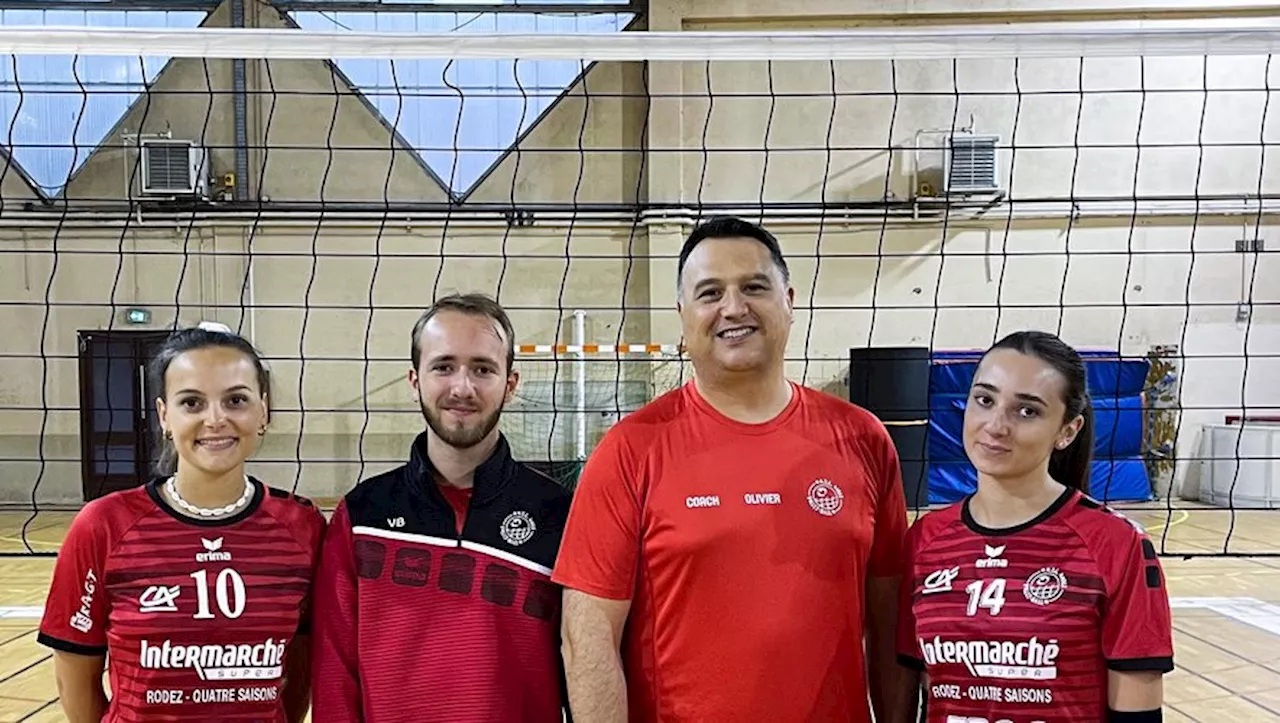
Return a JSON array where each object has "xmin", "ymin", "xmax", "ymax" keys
[
  {"xmin": 139, "ymin": 638, "xmax": 287, "ymax": 681},
  {"xmin": 918, "ymin": 635, "xmax": 1059, "ymax": 681}
]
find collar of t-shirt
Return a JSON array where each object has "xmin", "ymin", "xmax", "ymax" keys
[
  {"xmin": 406, "ymin": 430, "xmax": 517, "ymax": 507},
  {"xmin": 435, "ymin": 480, "xmax": 472, "ymax": 535}
]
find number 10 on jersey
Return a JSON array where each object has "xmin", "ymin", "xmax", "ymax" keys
[
  {"xmin": 190, "ymin": 568, "xmax": 247, "ymax": 620},
  {"xmin": 965, "ymin": 578, "xmax": 1006, "ymax": 617}
]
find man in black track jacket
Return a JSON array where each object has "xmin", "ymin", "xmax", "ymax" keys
[{"xmin": 311, "ymin": 293, "xmax": 573, "ymax": 723}]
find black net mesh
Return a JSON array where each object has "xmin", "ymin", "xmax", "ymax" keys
[{"xmin": 0, "ymin": 14, "xmax": 1276, "ymax": 560}]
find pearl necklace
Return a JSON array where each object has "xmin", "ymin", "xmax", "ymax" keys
[{"xmin": 165, "ymin": 476, "xmax": 254, "ymax": 518}]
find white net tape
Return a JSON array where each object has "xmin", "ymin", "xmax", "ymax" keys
[{"xmin": 2, "ymin": 19, "xmax": 1280, "ymax": 61}]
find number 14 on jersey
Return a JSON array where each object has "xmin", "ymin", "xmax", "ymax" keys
[{"xmin": 965, "ymin": 578, "xmax": 1006, "ymax": 617}]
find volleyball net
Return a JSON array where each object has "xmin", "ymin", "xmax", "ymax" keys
[{"xmin": 0, "ymin": 13, "xmax": 1276, "ymax": 558}]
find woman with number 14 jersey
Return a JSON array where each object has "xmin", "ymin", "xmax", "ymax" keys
[
  {"xmin": 38, "ymin": 324, "xmax": 326, "ymax": 722},
  {"xmin": 897, "ymin": 331, "xmax": 1174, "ymax": 723}
]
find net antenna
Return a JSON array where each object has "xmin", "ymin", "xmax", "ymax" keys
[{"xmin": 0, "ymin": 17, "xmax": 1276, "ymax": 562}]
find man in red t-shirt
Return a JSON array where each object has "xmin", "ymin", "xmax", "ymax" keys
[{"xmin": 552, "ymin": 216, "xmax": 917, "ymax": 723}]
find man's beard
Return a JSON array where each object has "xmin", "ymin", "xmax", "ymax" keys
[{"xmin": 420, "ymin": 398, "xmax": 504, "ymax": 449}]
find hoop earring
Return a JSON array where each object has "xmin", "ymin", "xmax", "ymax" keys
[
  {"xmin": 163, "ymin": 429, "xmax": 173, "ymax": 440},
  {"xmin": 258, "ymin": 426, "xmax": 267, "ymax": 436}
]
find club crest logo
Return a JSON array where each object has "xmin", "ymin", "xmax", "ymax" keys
[
  {"xmin": 500, "ymin": 510, "xmax": 536, "ymax": 546},
  {"xmin": 1023, "ymin": 566, "xmax": 1068, "ymax": 606},
  {"xmin": 806, "ymin": 478, "xmax": 844, "ymax": 517}
]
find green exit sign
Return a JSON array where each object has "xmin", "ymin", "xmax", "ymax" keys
[{"xmin": 125, "ymin": 308, "xmax": 151, "ymax": 325}]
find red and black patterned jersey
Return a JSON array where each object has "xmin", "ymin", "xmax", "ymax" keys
[
  {"xmin": 310, "ymin": 432, "xmax": 572, "ymax": 723},
  {"xmin": 896, "ymin": 488, "xmax": 1174, "ymax": 722},
  {"xmin": 38, "ymin": 478, "xmax": 326, "ymax": 722}
]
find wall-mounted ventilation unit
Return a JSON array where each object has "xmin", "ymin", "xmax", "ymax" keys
[
  {"xmin": 944, "ymin": 133, "xmax": 1000, "ymax": 194},
  {"xmin": 141, "ymin": 139, "xmax": 208, "ymax": 196}
]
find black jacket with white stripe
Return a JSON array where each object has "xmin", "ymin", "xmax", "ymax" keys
[{"xmin": 310, "ymin": 431, "xmax": 573, "ymax": 723}]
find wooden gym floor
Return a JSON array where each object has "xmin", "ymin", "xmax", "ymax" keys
[{"xmin": 0, "ymin": 504, "xmax": 1279, "ymax": 722}]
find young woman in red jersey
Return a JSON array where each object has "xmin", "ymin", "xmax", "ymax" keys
[
  {"xmin": 896, "ymin": 330, "xmax": 1173, "ymax": 723},
  {"xmin": 39, "ymin": 323, "xmax": 324, "ymax": 723}
]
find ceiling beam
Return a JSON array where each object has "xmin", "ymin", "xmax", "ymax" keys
[
  {"xmin": 274, "ymin": 1, "xmax": 640, "ymax": 11},
  {"xmin": 0, "ymin": 0, "xmax": 216, "ymax": 8},
  {"xmin": 0, "ymin": 0, "xmax": 641, "ymax": 12}
]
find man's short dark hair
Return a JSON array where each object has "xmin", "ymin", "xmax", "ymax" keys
[
  {"xmin": 411, "ymin": 292, "xmax": 516, "ymax": 373},
  {"xmin": 676, "ymin": 216, "xmax": 790, "ymax": 292}
]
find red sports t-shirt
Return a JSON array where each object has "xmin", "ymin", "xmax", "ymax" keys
[
  {"xmin": 38, "ymin": 478, "xmax": 326, "ymax": 722},
  {"xmin": 437, "ymin": 480, "xmax": 472, "ymax": 534},
  {"xmin": 896, "ymin": 488, "xmax": 1175, "ymax": 722},
  {"xmin": 551, "ymin": 381, "xmax": 909, "ymax": 722}
]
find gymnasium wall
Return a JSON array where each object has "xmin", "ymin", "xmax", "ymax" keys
[{"xmin": 1, "ymin": 0, "xmax": 1277, "ymax": 503}]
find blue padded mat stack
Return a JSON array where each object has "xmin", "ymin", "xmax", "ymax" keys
[{"xmin": 927, "ymin": 350, "xmax": 1153, "ymax": 505}]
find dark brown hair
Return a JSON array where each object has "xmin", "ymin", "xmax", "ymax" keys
[
  {"xmin": 148, "ymin": 325, "xmax": 270, "ymax": 476},
  {"xmin": 983, "ymin": 330, "xmax": 1095, "ymax": 493}
]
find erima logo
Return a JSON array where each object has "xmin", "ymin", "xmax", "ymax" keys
[
  {"xmin": 976, "ymin": 544, "xmax": 1008, "ymax": 569},
  {"xmin": 195, "ymin": 538, "xmax": 231, "ymax": 563},
  {"xmin": 140, "ymin": 638, "xmax": 287, "ymax": 681},
  {"xmin": 918, "ymin": 635, "xmax": 1060, "ymax": 681}
]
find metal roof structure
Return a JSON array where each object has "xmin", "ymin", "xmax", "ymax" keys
[{"xmin": 0, "ymin": 0, "xmax": 638, "ymax": 200}]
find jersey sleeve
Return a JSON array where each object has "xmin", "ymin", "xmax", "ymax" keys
[
  {"xmin": 894, "ymin": 521, "xmax": 925, "ymax": 672},
  {"xmin": 37, "ymin": 501, "xmax": 112, "ymax": 656},
  {"xmin": 865, "ymin": 418, "xmax": 909, "ymax": 579},
  {"xmin": 310, "ymin": 500, "xmax": 363, "ymax": 721},
  {"xmin": 297, "ymin": 504, "xmax": 327, "ymax": 636},
  {"xmin": 1100, "ymin": 519, "xmax": 1175, "ymax": 673},
  {"xmin": 550, "ymin": 426, "xmax": 642, "ymax": 601}
]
